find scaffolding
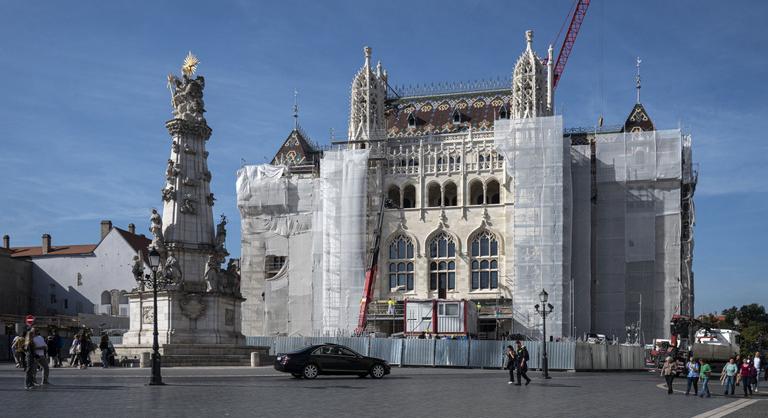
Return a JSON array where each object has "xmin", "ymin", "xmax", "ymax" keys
[{"xmin": 494, "ymin": 115, "xmax": 571, "ymax": 338}]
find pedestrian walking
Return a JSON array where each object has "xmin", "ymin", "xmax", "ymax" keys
[
  {"xmin": 722, "ymin": 358, "xmax": 738, "ymax": 395},
  {"xmin": 99, "ymin": 335, "xmax": 111, "ymax": 368},
  {"xmin": 12, "ymin": 334, "xmax": 26, "ymax": 369},
  {"xmin": 752, "ymin": 352, "xmax": 761, "ymax": 392},
  {"xmin": 661, "ymin": 356, "xmax": 675, "ymax": 395},
  {"xmin": 685, "ymin": 356, "xmax": 699, "ymax": 396},
  {"xmin": 79, "ymin": 334, "xmax": 92, "ymax": 369},
  {"xmin": 69, "ymin": 335, "xmax": 81, "ymax": 367},
  {"xmin": 46, "ymin": 336, "xmax": 59, "ymax": 368},
  {"xmin": 739, "ymin": 359, "xmax": 754, "ymax": 397},
  {"xmin": 504, "ymin": 345, "xmax": 517, "ymax": 384},
  {"xmin": 698, "ymin": 359, "xmax": 712, "ymax": 398},
  {"xmin": 24, "ymin": 328, "xmax": 50, "ymax": 389},
  {"xmin": 515, "ymin": 340, "xmax": 531, "ymax": 386}
]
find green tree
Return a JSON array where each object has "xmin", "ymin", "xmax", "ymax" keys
[{"xmin": 721, "ymin": 304, "xmax": 768, "ymax": 357}]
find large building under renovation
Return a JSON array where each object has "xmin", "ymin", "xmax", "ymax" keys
[{"xmin": 236, "ymin": 32, "xmax": 696, "ymax": 341}]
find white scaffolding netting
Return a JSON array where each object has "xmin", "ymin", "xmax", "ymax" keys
[
  {"xmin": 237, "ymin": 149, "xmax": 369, "ymax": 337},
  {"xmin": 593, "ymin": 129, "xmax": 683, "ymax": 340},
  {"xmin": 494, "ymin": 115, "xmax": 571, "ymax": 338},
  {"xmin": 317, "ymin": 149, "xmax": 370, "ymax": 335}
]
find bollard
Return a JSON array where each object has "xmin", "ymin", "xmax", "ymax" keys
[
  {"xmin": 250, "ymin": 352, "xmax": 260, "ymax": 367},
  {"xmin": 139, "ymin": 352, "xmax": 151, "ymax": 368}
]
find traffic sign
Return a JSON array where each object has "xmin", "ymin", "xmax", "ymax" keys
[{"xmin": 25, "ymin": 315, "xmax": 35, "ymax": 326}]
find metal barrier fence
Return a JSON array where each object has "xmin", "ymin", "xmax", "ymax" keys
[{"xmin": 245, "ymin": 336, "xmax": 644, "ymax": 370}]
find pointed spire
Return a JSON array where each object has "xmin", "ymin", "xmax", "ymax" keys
[
  {"xmin": 292, "ymin": 89, "xmax": 299, "ymax": 129},
  {"xmin": 364, "ymin": 46, "xmax": 372, "ymax": 69},
  {"xmin": 635, "ymin": 56, "xmax": 642, "ymax": 104},
  {"xmin": 525, "ymin": 30, "xmax": 534, "ymax": 51}
]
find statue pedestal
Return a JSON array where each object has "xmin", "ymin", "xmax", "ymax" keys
[{"xmin": 121, "ymin": 287, "xmax": 245, "ymax": 346}]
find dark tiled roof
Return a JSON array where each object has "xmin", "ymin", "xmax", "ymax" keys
[
  {"xmin": 271, "ymin": 127, "xmax": 321, "ymax": 173},
  {"xmin": 385, "ymin": 88, "xmax": 512, "ymax": 138},
  {"xmin": 113, "ymin": 227, "xmax": 151, "ymax": 255},
  {"xmin": 10, "ymin": 244, "xmax": 97, "ymax": 258},
  {"xmin": 623, "ymin": 103, "xmax": 655, "ymax": 132}
]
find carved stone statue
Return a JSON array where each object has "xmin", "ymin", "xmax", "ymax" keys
[
  {"xmin": 182, "ymin": 176, "xmax": 199, "ymax": 187},
  {"xmin": 215, "ymin": 215, "xmax": 227, "ymax": 251},
  {"xmin": 183, "ymin": 143, "xmax": 196, "ymax": 154},
  {"xmin": 132, "ymin": 254, "xmax": 144, "ymax": 281},
  {"xmin": 165, "ymin": 159, "xmax": 175, "ymax": 179},
  {"xmin": 164, "ymin": 251, "xmax": 183, "ymax": 284},
  {"xmin": 180, "ymin": 194, "xmax": 196, "ymax": 215},
  {"xmin": 149, "ymin": 209, "xmax": 164, "ymax": 244},
  {"xmin": 172, "ymin": 141, "xmax": 179, "ymax": 153},
  {"xmin": 162, "ymin": 185, "xmax": 176, "ymax": 201},
  {"xmin": 207, "ymin": 193, "xmax": 216, "ymax": 206},
  {"xmin": 204, "ymin": 254, "xmax": 220, "ymax": 292},
  {"xmin": 202, "ymin": 170, "xmax": 212, "ymax": 182},
  {"xmin": 169, "ymin": 73, "xmax": 206, "ymax": 124}
]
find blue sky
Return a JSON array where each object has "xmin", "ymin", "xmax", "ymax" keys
[{"xmin": 1, "ymin": 1, "xmax": 765, "ymax": 315}]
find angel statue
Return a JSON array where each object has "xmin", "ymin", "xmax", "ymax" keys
[
  {"xmin": 149, "ymin": 209, "xmax": 163, "ymax": 244},
  {"xmin": 163, "ymin": 251, "xmax": 183, "ymax": 285}
]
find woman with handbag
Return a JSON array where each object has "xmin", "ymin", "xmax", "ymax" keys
[{"xmin": 661, "ymin": 357, "xmax": 676, "ymax": 395}]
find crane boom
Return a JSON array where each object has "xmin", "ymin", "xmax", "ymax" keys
[
  {"xmin": 552, "ymin": 0, "xmax": 591, "ymax": 89},
  {"xmin": 355, "ymin": 196, "xmax": 387, "ymax": 335}
]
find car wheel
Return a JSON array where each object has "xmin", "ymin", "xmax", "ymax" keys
[
  {"xmin": 302, "ymin": 363, "xmax": 319, "ymax": 379},
  {"xmin": 370, "ymin": 364, "xmax": 386, "ymax": 379},
  {"xmin": 291, "ymin": 373, "xmax": 303, "ymax": 379}
]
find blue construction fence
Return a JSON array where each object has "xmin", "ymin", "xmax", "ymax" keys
[{"xmin": 246, "ymin": 336, "xmax": 646, "ymax": 370}]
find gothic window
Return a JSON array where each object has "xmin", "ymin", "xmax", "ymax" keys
[
  {"xmin": 470, "ymin": 231, "xmax": 499, "ymax": 290},
  {"xmin": 486, "ymin": 179, "xmax": 500, "ymax": 204},
  {"xmin": 388, "ymin": 235, "xmax": 414, "ymax": 291},
  {"xmin": 100, "ymin": 291, "xmax": 111, "ymax": 305},
  {"xmin": 427, "ymin": 182, "xmax": 441, "ymax": 207},
  {"xmin": 498, "ymin": 104, "xmax": 509, "ymax": 119},
  {"xmin": 429, "ymin": 232, "xmax": 456, "ymax": 291},
  {"xmin": 452, "ymin": 109, "xmax": 462, "ymax": 124},
  {"xmin": 443, "ymin": 181, "xmax": 457, "ymax": 207},
  {"xmin": 265, "ymin": 256, "xmax": 286, "ymax": 278},
  {"xmin": 469, "ymin": 179, "xmax": 484, "ymax": 205},
  {"xmin": 407, "ymin": 112, "xmax": 417, "ymax": 128},
  {"xmin": 387, "ymin": 185, "xmax": 401, "ymax": 208},
  {"xmin": 403, "ymin": 184, "xmax": 416, "ymax": 208}
]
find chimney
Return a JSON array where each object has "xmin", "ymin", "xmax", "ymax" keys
[
  {"xmin": 42, "ymin": 234, "xmax": 51, "ymax": 254},
  {"xmin": 100, "ymin": 220, "xmax": 113, "ymax": 240},
  {"xmin": 2, "ymin": 235, "xmax": 9, "ymax": 249},
  {"xmin": 128, "ymin": 223, "xmax": 136, "ymax": 234}
]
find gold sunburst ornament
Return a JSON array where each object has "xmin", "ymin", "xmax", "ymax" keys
[{"xmin": 181, "ymin": 51, "xmax": 200, "ymax": 76}]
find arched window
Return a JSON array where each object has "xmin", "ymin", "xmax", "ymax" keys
[
  {"xmin": 427, "ymin": 182, "xmax": 441, "ymax": 207},
  {"xmin": 429, "ymin": 232, "xmax": 456, "ymax": 293},
  {"xmin": 387, "ymin": 185, "xmax": 401, "ymax": 208},
  {"xmin": 470, "ymin": 231, "xmax": 499, "ymax": 290},
  {"xmin": 388, "ymin": 235, "xmax": 414, "ymax": 291},
  {"xmin": 498, "ymin": 104, "xmax": 509, "ymax": 119},
  {"xmin": 101, "ymin": 290, "xmax": 111, "ymax": 305},
  {"xmin": 469, "ymin": 179, "xmax": 484, "ymax": 205},
  {"xmin": 443, "ymin": 181, "xmax": 457, "ymax": 207},
  {"xmin": 486, "ymin": 179, "xmax": 500, "ymax": 204},
  {"xmin": 452, "ymin": 109, "xmax": 462, "ymax": 124},
  {"xmin": 403, "ymin": 184, "xmax": 416, "ymax": 208},
  {"xmin": 407, "ymin": 112, "xmax": 417, "ymax": 128}
]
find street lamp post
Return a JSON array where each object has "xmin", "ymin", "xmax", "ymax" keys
[
  {"xmin": 136, "ymin": 248, "xmax": 166, "ymax": 386},
  {"xmin": 535, "ymin": 289, "xmax": 554, "ymax": 379}
]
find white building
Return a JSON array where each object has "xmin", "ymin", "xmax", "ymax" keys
[
  {"xmin": 5, "ymin": 221, "xmax": 150, "ymax": 318},
  {"xmin": 237, "ymin": 32, "xmax": 696, "ymax": 340}
]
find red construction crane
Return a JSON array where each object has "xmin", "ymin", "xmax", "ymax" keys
[
  {"xmin": 355, "ymin": 198, "xmax": 386, "ymax": 336},
  {"xmin": 551, "ymin": 0, "xmax": 591, "ymax": 89}
]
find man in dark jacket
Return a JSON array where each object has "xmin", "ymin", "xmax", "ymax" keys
[{"xmin": 515, "ymin": 340, "xmax": 531, "ymax": 386}]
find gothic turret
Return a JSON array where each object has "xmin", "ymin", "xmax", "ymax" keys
[
  {"xmin": 511, "ymin": 30, "xmax": 553, "ymax": 119},
  {"xmin": 348, "ymin": 46, "xmax": 388, "ymax": 144}
]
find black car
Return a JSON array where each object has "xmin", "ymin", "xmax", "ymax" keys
[{"xmin": 274, "ymin": 343, "xmax": 391, "ymax": 379}]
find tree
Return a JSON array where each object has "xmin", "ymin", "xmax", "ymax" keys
[{"xmin": 721, "ymin": 304, "xmax": 768, "ymax": 357}]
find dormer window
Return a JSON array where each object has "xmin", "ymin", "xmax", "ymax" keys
[
  {"xmin": 407, "ymin": 112, "xmax": 417, "ymax": 128},
  {"xmin": 498, "ymin": 104, "xmax": 509, "ymax": 120},
  {"xmin": 452, "ymin": 109, "xmax": 462, "ymax": 125}
]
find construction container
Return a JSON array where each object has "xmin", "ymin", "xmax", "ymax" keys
[{"xmin": 403, "ymin": 299, "xmax": 478, "ymax": 337}]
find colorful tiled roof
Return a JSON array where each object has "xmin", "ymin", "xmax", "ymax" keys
[{"xmin": 385, "ymin": 88, "xmax": 512, "ymax": 138}]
